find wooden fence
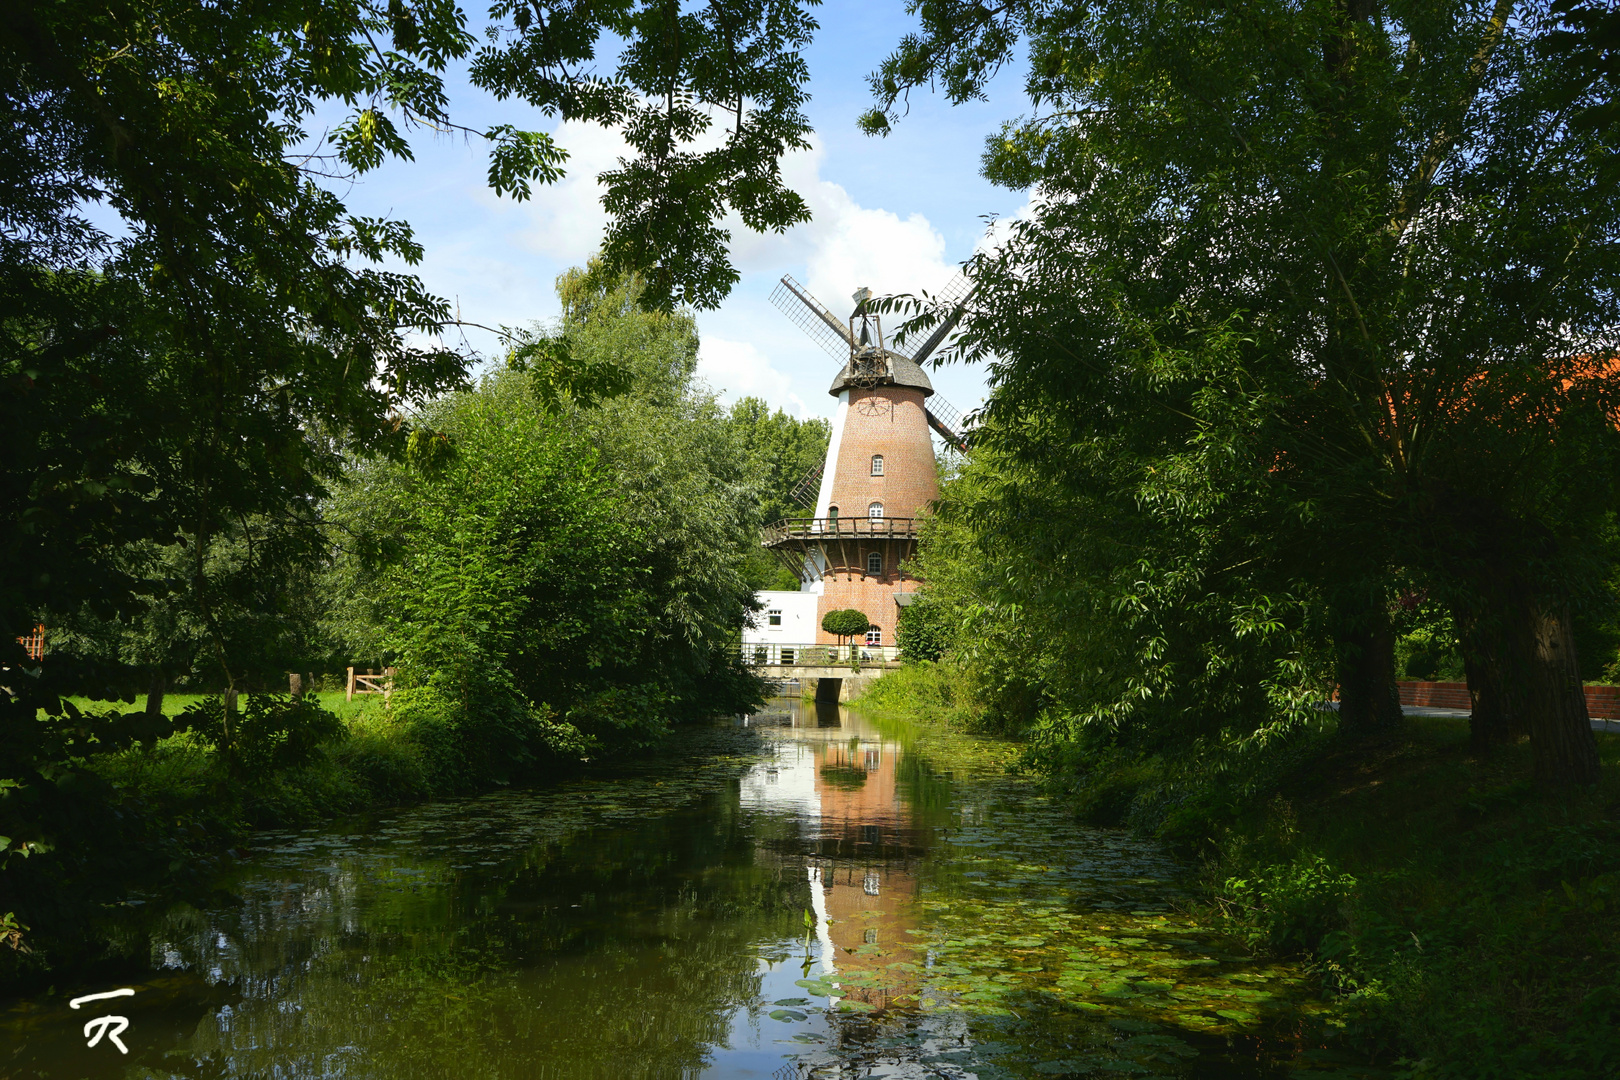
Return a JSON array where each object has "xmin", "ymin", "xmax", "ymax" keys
[
  {"xmin": 15, "ymin": 624, "xmax": 43, "ymax": 661},
  {"xmin": 347, "ymin": 666, "xmax": 396, "ymax": 701}
]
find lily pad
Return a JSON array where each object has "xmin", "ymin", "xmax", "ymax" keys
[
  {"xmin": 794, "ymin": 978, "xmax": 838, "ymax": 996},
  {"xmin": 769, "ymin": 1009, "xmax": 808, "ymax": 1022}
]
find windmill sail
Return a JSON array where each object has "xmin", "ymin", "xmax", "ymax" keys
[
  {"xmin": 771, "ymin": 272, "xmax": 972, "ymax": 452},
  {"xmin": 789, "ymin": 462, "xmax": 823, "ymax": 510},
  {"xmin": 909, "ymin": 277, "xmax": 976, "ymax": 366},
  {"xmin": 925, "ymin": 397, "xmax": 970, "ymax": 453},
  {"xmin": 770, "ymin": 276, "xmax": 858, "ymax": 364}
]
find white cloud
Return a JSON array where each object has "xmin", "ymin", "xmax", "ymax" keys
[
  {"xmin": 731, "ymin": 139, "xmax": 959, "ymax": 307},
  {"xmin": 696, "ymin": 336, "xmax": 810, "ymax": 415},
  {"xmin": 514, "ymin": 120, "xmax": 633, "ymax": 261},
  {"xmin": 437, "ymin": 122, "xmax": 1026, "ymax": 418}
]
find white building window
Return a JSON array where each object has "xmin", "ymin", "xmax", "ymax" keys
[
  {"xmin": 867, "ymin": 551, "xmax": 882, "ymax": 575},
  {"xmin": 871, "ymin": 454, "xmax": 884, "ymax": 476},
  {"xmin": 767, "ymin": 609, "xmax": 782, "ymax": 627},
  {"xmin": 865, "ymin": 627, "xmax": 883, "ymax": 646},
  {"xmin": 868, "ymin": 501, "xmax": 883, "ymax": 519}
]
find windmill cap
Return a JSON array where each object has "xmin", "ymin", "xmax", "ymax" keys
[{"xmin": 829, "ymin": 350, "xmax": 935, "ymax": 397}]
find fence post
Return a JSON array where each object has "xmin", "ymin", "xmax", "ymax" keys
[
  {"xmin": 289, "ymin": 672, "xmax": 303, "ymax": 698},
  {"xmin": 346, "ymin": 666, "xmax": 355, "ymax": 701}
]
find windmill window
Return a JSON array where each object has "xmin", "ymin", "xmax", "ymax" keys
[
  {"xmin": 767, "ymin": 609, "xmax": 782, "ymax": 627},
  {"xmin": 828, "ymin": 505, "xmax": 839, "ymax": 523},
  {"xmin": 866, "ymin": 627, "xmax": 883, "ymax": 646},
  {"xmin": 871, "ymin": 454, "xmax": 884, "ymax": 476},
  {"xmin": 868, "ymin": 502, "xmax": 883, "ymax": 519},
  {"xmin": 867, "ymin": 551, "xmax": 883, "ymax": 575}
]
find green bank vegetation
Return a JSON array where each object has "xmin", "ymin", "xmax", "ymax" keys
[
  {"xmin": 857, "ymin": 1, "xmax": 1620, "ymax": 1075},
  {"xmin": 864, "ymin": 668, "xmax": 1620, "ymax": 1075},
  {"xmin": 4, "ymin": 0, "xmax": 829, "ymax": 990},
  {"xmin": 1, "ymin": 265, "xmax": 828, "ymax": 986}
]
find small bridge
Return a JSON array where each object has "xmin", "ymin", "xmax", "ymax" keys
[{"xmin": 740, "ymin": 642, "xmax": 902, "ymax": 703}]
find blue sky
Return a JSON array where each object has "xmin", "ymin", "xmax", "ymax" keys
[{"xmin": 334, "ymin": 1, "xmax": 1032, "ymax": 421}]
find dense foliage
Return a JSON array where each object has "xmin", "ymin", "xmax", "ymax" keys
[
  {"xmin": 324, "ymin": 269, "xmax": 768, "ymax": 788},
  {"xmin": 857, "ymin": 2, "xmax": 1620, "ymax": 1071},
  {"xmin": 3, "ymin": 0, "xmax": 823, "ymax": 980},
  {"xmin": 874, "ymin": 0, "xmax": 1620, "ymax": 786},
  {"xmin": 821, "ymin": 608, "xmax": 871, "ymax": 644},
  {"xmin": 725, "ymin": 397, "xmax": 830, "ymax": 590}
]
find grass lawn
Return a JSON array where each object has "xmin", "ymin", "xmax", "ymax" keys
[{"xmin": 52, "ymin": 689, "xmax": 392, "ymax": 724}]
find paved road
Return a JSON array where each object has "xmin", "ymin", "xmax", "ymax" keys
[{"xmin": 1401, "ymin": 704, "xmax": 1620, "ymax": 734}]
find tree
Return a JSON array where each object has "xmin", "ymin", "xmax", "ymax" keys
[
  {"xmin": 896, "ymin": 594, "xmax": 952, "ymax": 663},
  {"xmin": 2, "ymin": 0, "xmax": 820, "ymax": 957},
  {"xmin": 323, "ymin": 267, "xmax": 766, "ymax": 785},
  {"xmin": 868, "ymin": 0, "xmax": 1620, "ymax": 784},
  {"xmin": 725, "ymin": 397, "xmax": 830, "ymax": 590},
  {"xmin": 726, "ymin": 398, "xmax": 831, "ymax": 525},
  {"xmin": 822, "ymin": 609, "xmax": 871, "ymax": 646}
]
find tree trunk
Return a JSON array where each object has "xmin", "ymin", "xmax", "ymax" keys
[
  {"xmin": 1455, "ymin": 606, "xmax": 1528, "ymax": 753},
  {"xmin": 1336, "ymin": 613, "xmax": 1404, "ymax": 739},
  {"xmin": 1527, "ymin": 603, "xmax": 1600, "ymax": 788},
  {"xmin": 144, "ymin": 671, "xmax": 167, "ymax": 718}
]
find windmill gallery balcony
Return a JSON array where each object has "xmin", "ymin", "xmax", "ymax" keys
[{"xmin": 761, "ymin": 516, "xmax": 919, "ymax": 582}]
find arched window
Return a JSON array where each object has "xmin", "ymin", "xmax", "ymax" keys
[
  {"xmin": 871, "ymin": 454, "xmax": 884, "ymax": 476},
  {"xmin": 865, "ymin": 627, "xmax": 883, "ymax": 646},
  {"xmin": 868, "ymin": 502, "xmax": 883, "ymax": 519},
  {"xmin": 867, "ymin": 551, "xmax": 883, "ymax": 575},
  {"xmin": 827, "ymin": 505, "xmax": 839, "ymax": 526}
]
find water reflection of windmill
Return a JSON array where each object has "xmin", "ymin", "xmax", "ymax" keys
[{"xmin": 761, "ymin": 276, "xmax": 973, "ymax": 650}]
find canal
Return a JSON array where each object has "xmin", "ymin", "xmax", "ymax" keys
[{"xmin": 1, "ymin": 701, "xmax": 1381, "ymax": 1079}]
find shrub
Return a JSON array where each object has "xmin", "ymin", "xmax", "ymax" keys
[
  {"xmin": 1219, "ymin": 855, "xmax": 1358, "ymax": 955},
  {"xmin": 393, "ymin": 680, "xmax": 589, "ymax": 794},
  {"xmin": 177, "ymin": 693, "xmax": 346, "ymax": 775},
  {"xmin": 896, "ymin": 595, "xmax": 952, "ymax": 661},
  {"xmin": 332, "ymin": 729, "xmax": 431, "ymax": 804}
]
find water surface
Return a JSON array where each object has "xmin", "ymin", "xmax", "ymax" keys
[{"xmin": 1, "ymin": 701, "xmax": 1382, "ymax": 1079}]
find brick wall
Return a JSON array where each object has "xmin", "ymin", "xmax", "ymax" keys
[
  {"xmin": 816, "ymin": 574, "xmax": 918, "ymax": 646},
  {"xmin": 825, "ymin": 387, "xmax": 938, "ymax": 522},
  {"xmin": 1397, "ymin": 680, "xmax": 1620, "ymax": 720}
]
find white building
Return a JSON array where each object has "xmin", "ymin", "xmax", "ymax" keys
[{"xmin": 742, "ymin": 589, "xmax": 820, "ymax": 655}]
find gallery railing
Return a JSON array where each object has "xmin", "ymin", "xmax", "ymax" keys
[
  {"xmin": 761, "ymin": 517, "xmax": 919, "ymax": 547},
  {"xmin": 740, "ymin": 642, "xmax": 901, "ymax": 666}
]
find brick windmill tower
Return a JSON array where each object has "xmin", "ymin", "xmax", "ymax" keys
[{"xmin": 760, "ymin": 277, "xmax": 970, "ymax": 652}]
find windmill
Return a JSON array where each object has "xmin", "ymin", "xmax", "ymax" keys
[{"xmin": 759, "ymin": 274, "xmax": 976, "ymax": 652}]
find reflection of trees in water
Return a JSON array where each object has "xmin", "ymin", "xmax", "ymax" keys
[{"xmin": 138, "ymin": 792, "xmax": 806, "ymax": 1079}]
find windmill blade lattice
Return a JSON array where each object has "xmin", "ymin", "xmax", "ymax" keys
[
  {"xmin": 925, "ymin": 396, "xmax": 970, "ymax": 453},
  {"xmin": 908, "ymin": 273, "xmax": 976, "ymax": 366},
  {"xmin": 770, "ymin": 276, "xmax": 861, "ymax": 365},
  {"xmin": 788, "ymin": 462, "xmax": 823, "ymax": 510},
  {"xmin": 772, "ymin": 272, "xmax": 973, "ymax": 453}
]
